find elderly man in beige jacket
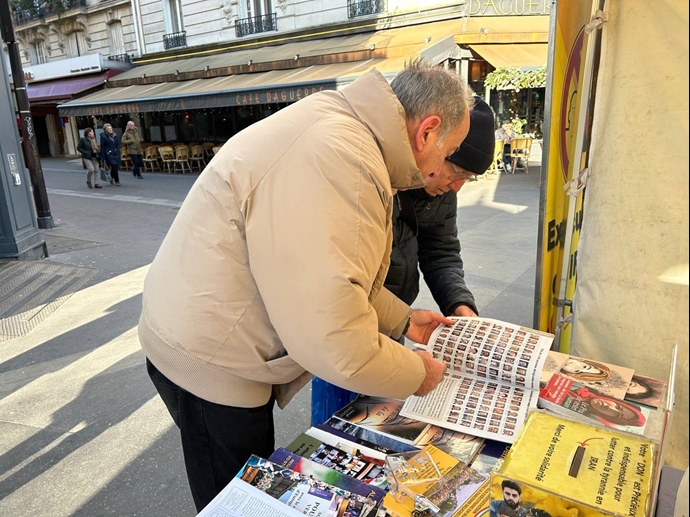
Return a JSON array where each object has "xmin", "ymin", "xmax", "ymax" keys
[{"xmin": 139, "ymin": 60, "xmax": 473, "ymax": 511}]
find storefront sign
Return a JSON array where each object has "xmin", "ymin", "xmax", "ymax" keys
[
  {"xmin": 70, "ymin": 83, "xmax": 337, "ymax": 117},
  {"xmin": 232, "ymin": 85, "xmax": 329, "ymax": 106},
  {"xmin": 83, "ymin": 103, "xmax": 141, "ymax": 116},
  {"xmin": 468, "ymin": 0, "xmax": 550, "ymax": 16}
]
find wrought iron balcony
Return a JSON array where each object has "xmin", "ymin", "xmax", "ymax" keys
[
  {"xmin": 12, "ymin": 0, "xmax": 87, "ymax": 26},
  {"xmin": 235, "ymin": 13, "xmax": 277, "ymax": 38},
  {"xmin": 347, "ymin": 0, "xmax": 385, "ymax": 18},
  {"xmin": 163, "ymin": 31, "xmax": 187, "ymax": 50},
  {"xmin": 107, "ymin": 53, "xmax": 132, "ymax": 63}
]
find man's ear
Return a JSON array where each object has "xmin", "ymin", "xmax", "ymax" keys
[{"xmin": 413, "ymin": 115, "xmax": 442, "ymax": 151}]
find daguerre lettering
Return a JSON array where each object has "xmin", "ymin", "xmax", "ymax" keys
[
  {"xmin": 83, "ymin": 85, "xmax": 332, "ymax": 115},
  {"xmin": 235, "ymin": 85, "xmax": 328, "ymax": 106},
  {"xmin": 468, "ymin": 0, "xmax": 550, "ymax": 16}
]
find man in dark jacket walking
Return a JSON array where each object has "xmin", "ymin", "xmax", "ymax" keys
[{"xmin": 385, "ymin": 97, "xmax": 495, "ymax": 317}]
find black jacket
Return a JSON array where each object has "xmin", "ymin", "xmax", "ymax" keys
[
  {"xmin": 384, "ymin": 188, "xmax": 478, "ymax": 316},
  {"xmin": 77, "ymin": 137, "xmax": 96, "ymax": 160},
  {"xmin": 100, "ymin": 132, "xmax": 121, "ymax": 166}
]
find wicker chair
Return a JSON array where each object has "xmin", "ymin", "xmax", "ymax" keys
[
  {"xmin": 158, "ymin": 146, "xmax": 175, "ymax": 174},
  {"xmin": 190, "ymin": 145, "xmax": 206, "ymax": 171},
  {"xmin": 142, "ymin": 145, "xmax": 160, "ymax": 172},
  {"xmin": 120, "ymin": 148, "xmax": 132, "ymax": 170},
  {"xmin": 173, "ymin": 145, "xmax": 193, "ymax": 174}
]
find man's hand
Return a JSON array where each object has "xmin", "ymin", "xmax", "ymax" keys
[
  {"xmin": 453, "ymin": 305, "xmax": 477, "ymax": 317},
  {"xmin": 413, "ymin": 350, "xmax": 447, "ymax": 396},
  {"xmin": 404, "ymin": 309, "xmax": 454, "ymax": 345}
]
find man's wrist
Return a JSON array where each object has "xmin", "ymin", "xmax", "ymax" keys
[{"xmin": 402, "ymin": 315, "xmax": 412, "ymax": 335}]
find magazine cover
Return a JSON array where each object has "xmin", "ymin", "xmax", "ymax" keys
[
  {"xmin": 624, "ymin": 374, "xmax": 666, "ymax": 408},
  {"xmin": 539, "ymin": 374, "xmax": 650, "ymax": 435},
  {"xmin": 238, "ymin": 455, "xmax": 347, "ymax": 517},
  {"xmin": 332, "ymin": 395, "xmax": 430, "ymax": 444},
  {"xmin": 400, "ymin": 317, "xmax": 553, "ymax": 444},
  {"xmin": 493, "ymin": 412, "xmax": 655, "ymax": 517},
  {"xmin": 412, "ymin": 424, "xmax": 484, "ymax": 465},
  {"xmin": 268, "ymin": 448, "xmax": 386, "ymax": 506},
  {"xmin": 322, "ymin": 418, "xmax": 419, "ymax": 453},
  {"xmin": 539, "ymin": 350, "xmax": 635, "ymax": 399},
  {"xmin": 304, "ymin": 426, "xmax": 388, "ymax": 462}
]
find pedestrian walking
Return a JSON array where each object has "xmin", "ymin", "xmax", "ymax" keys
[
  {"xmin": 121, "ymin": 120, "xmax": 144, "ymax": 179},
  {"xmin": 100, "ymin": 123, "xmax": 121, "ymax": 186},
  {"xmin": 77, "ymin": 127, "xmax": 102, "ymax": 189}
]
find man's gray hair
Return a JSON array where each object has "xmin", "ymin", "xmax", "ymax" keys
[{"xmin": 390, "ymin": 59, "xmax": 475, "ymax": 140}]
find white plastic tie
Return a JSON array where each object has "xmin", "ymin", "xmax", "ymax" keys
[
  {"xmin": 563, "ymin": 167, "xmax": 591, "ymax": 197},
  {"xmin": 585, "ymin": 10, "xmax": 609, "ymax": 34}
]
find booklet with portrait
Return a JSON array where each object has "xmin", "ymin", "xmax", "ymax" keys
[{"xmin": 399, "ymin": 317, "xmax": 554, "ymax": 444}]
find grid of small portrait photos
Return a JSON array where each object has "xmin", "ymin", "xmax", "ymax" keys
[
  {"xmin": 433, "ymin": 319, "xmax": 545, "ymax": 388},
  {"xmin": 428, "ymin": 318, "xmax": 552, "ymax": 442},
  {"xmin": 444, "ymin": 377, "xmax": 525, "ymax": 440}
]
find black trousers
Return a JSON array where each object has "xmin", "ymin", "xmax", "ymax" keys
[
  {"xmin": 146, "ymin": 358, "xmax": 276, "ymax": 512},
  {"xmin": 131, "ymin": 154, "xmax": 143, "ymax": 176},
  {"xmin": 109, "ymin": 164, "xmax": 120, "ymax": 183}
]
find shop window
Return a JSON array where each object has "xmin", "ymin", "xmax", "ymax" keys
[
  {"xmin": 213, "ymin": 109, "xmax": 236, "ymax": 142},
  {"xmin": 193, "ymin": 113, "xmax": 211, "ymax": 141},
  {"xmin": 108, "ymin": 21, "xmax": 125, "ymax": 56},
  {"xmin": 163, "ymin": 112, "xmax": 177, "ymax": 142}
]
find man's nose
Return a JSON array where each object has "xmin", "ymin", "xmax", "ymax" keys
[{"xmin": 450, "ymin": 178, "xmax": 467, "ymax": 193}]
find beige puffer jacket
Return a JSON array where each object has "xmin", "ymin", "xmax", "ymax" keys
[{"xmin": 139, "ymin": 70, "xmax": 427, "ymax": 409}]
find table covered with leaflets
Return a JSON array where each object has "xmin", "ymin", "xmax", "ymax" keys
[{"xmin": 196, "ymin": 317, "xmax": 677, "ymax": 517}]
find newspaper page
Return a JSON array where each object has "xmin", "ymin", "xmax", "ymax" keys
[
  {"xmin": 400, "ymin": 318, "xmax": 553, "ymax": 444},
  {"xmin": 197, "ymin": 477, "xmax": 304, "ymax": 517}
]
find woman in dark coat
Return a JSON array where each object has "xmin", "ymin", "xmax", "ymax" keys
[{"xmin": 100, "ymin": 123, "xmax": 122, "ymax": 185}]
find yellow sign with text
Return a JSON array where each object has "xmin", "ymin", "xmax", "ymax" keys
[{"xmin": 537, "ymin": 1, "xmax": 597, "ymax": 352}]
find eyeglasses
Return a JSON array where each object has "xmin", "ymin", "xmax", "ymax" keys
[{"xmin": 446, "ymin": 160, "xmax": 476, "ymax": 181}]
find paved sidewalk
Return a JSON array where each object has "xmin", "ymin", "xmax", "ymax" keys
[{"xmin": 0, "ymin": 156, "xmax": 543, "ymax": 516}]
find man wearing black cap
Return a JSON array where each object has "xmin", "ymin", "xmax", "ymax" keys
[{"xmin": 385, "ymin": 96, "xmax": 495, "ymax": 318}]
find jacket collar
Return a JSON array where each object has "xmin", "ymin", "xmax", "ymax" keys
[{"xmin": 340, "ymin": 70, "xmax": 424, "ymax": 191}]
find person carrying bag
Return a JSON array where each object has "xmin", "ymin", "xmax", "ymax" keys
[{"xmin": 100, "ymin": 123, "xmax": 122, "ymax": 186}]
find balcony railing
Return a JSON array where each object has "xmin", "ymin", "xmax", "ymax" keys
[
  {"xmin": 107, "ymin": 53, "xmax": 132, "ymax": 63},
  {"xmin": 12, "ymin": 0, "xmax": 87, "ymax": 26},
  {"xmin": 163, "ymin": 31, "xmax": 187, "ymax": 50},
  {"xmin": 347, "ymin": 0, "xmax": 385, "ymax": 18},
  {"xmin": 234, "ymin": 13, "xmax": 277, "ymax": 38}
]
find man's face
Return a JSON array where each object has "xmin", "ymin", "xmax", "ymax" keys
[
  {"xmin": 424, "ymin": 161, "xmax": 475, "ymax": 196},
  {"xmin": 413, "ymin": 115, "xmax": 470, "ymax": 176},
  {"xmin": 127, "ymin": 122, "xmax": 135, "ymax": 130},
  {"xmin": 503, "ymin": 487, "xmax": 521, "ymax": 508}
]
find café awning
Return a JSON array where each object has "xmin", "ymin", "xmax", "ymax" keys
[
  {"xmin": 58, "ymin": 57, "xmax": 407, "ymax": 117},
  {"xmin": 467, "ymin": 43, "xmax": 548, "ymax": 68},
  {"xmin": 28, "ymin": 70, "xmax": 121, "ymax": 102}
]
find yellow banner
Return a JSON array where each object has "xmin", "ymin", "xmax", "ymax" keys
[{"xmin": 537, "ymin": 1, "xmax": 596, "ymax": 351}]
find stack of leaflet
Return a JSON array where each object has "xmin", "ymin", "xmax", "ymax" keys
[{"xmin": 192, "ymin": 319, "xmax": 674, "ymax": 517}]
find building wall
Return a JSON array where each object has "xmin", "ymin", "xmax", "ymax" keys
[
  {"xmin": 137, "ymin": 0, "xmax": 463, "ymax": 55},
  {"xmin": 13, "ymin": 0, "xmax": 138, "ymax": 68}
]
